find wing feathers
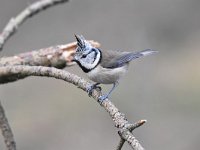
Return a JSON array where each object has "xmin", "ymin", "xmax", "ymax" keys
[{"xmin": 101, "ymin": 49, "xmax": 157, "ymax": 69}]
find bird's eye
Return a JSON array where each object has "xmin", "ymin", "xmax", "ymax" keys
[{"xmin": 82, "ymin": 54, "xmax": 87, "ymax": 58}]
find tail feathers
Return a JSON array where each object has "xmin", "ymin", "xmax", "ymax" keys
[
  {"xmin": 103, "ymin": 49, "xmax": 157, "ymax": 69},
  {"xmin": 117, "ymin": 49, "xmax": 158, "ymax": 65},
  {"xmin": 138, "ymin": 49, "xmax": 158, "ymax": 57}
]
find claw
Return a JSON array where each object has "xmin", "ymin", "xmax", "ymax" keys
[
  {"xmin": 86, "ymin": 83, "xmax": 101, "ymax": 97},
  {"xmin": 86, "ymin": 85, "xmax": 93, "ymax": 97},
  {"xmin": 98, "ymin": 95, "xmax": 108, "ymax": 104},
  {"xmin": 97, "ymin": 82, "xmax": 118, "ymax": 104}
]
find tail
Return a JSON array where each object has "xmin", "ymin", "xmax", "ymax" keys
[
  {"xmin": 132, "ymin": 49, "xmax": 158, "ymax": 58},
  {"xmin": 109, "ymin": 49, "xmax": 158, "ymax": 68},
  {"xmin": 119, "ymin": 49, "xmax": 158, "ymax": 63}
]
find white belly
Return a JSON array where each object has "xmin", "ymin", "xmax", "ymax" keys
[{"xmin": 87, "ymin": 65, "xmax": 128, "ymax": 84}]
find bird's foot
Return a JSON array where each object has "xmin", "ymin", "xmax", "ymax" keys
[
  {"xmin": 86, "ymin": 83, "xmax": 101, "ymax": 97},
  {"xmin": 98, "ymin": 94, "xmax": 109, "ymax": 104}
]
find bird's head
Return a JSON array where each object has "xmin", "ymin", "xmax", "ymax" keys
[{"xmin": 73, "ymin": 34, "xmax": 102, "ymax": 73}]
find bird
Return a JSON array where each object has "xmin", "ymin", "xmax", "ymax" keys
[{"xmin": 73, "ymin": 34, "xmax": 157, "ymax": 103}]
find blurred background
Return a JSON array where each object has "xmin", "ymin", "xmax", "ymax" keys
[{"xmin": 0, "ymin": 0, "xmax": 200, "ymax": 149}]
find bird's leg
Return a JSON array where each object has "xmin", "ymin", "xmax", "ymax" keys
[
  {"xmin": 86, "ymin": 83, "xmax": 101, "ymax": 97},
  {"xmin": 98, "ymin": 82, "xmax": 119, "ymax": 103}
]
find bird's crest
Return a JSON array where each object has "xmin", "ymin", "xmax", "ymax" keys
[{"xmin": 75, "ymin": 34, "xmax": 92, "ymax": 52}]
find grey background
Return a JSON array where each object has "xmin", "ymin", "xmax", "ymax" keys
[{"xmin": 1, "ymin": 0, "xmax": 200, "ymax": 149}]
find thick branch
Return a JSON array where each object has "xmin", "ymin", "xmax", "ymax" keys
[
  {"xmin": 0, "ymin": 101, "xmax": 16, "ymax": 150},
  {"xmin": 0, "ymin": 65, "xmax": 145, "ymax": 150},
  {"xmin": 0, "ymin": 0, "xmax": 69, "ymax": 50},
  {"xmin": 0, "ymin": 41, "xmax": 100, "ymax": 83},
  {"xmin": 0, "ymin": 41, "xmax": 100, "ymax": 67}
]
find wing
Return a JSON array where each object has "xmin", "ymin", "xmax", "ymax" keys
[{"xmin": 101, "ymin": 49, "xmax": 157, "ymax": 69}]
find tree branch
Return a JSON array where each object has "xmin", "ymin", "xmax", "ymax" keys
[
  {"xmin": 0, "ymin": 41, "xmax": 100, "ymax": 67},
  {"xmin": 0, "ymin": 41, "xmax": 100, "ymax": 83},
  {"xmin": 117, "ymin": 120, "xmax": 147, "ymax": 150},
  {"xmin": 0, "ymin": 0, "xmax": 147, "ymax": 149},
  {"xmin": 0, "ymin": 0, "xmax": 70, "ymax": 149},
  {"xmin": 0, "ymin": 65, "xmax": 145, "ymax": 150},
  {"xmin": 0, "ymin": 0, "xmax": 69, "ymax": 51},
  {"xmin": 0, "ymin": 101, "xmax": 16, "ymax": 150}
]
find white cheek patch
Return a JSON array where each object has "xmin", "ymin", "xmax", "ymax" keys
[
  {"xmin": 81, "ymin": 51, "xmax": 101, "ymax": 69},
  {"xmin": 84, "ymin": 52, "xmax": 95, "ymax": 64},
  {"xmin": 76, "ymin": 48, "xmax": 101, "ymax": 72}
]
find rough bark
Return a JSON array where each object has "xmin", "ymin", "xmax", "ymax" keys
[{"xmin": 0, "ymin": 65, "xmax": 146, "ymax": 150}]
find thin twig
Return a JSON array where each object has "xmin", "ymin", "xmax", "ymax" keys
[
  {"xmin": 0, "ymin": 0, "xmax": 69, "ymax": 51},
  {"xmin": 0, "ymin": 65, "xmax": 145, "ymax": 150},
  {"xmin": 117, "ymin": 120, "xmax": 147, "ymax": 150},
  {"xmin": 118, "ymin": 130, "xmax": 144, "ymax": 150},
  {"xmin": 116, "ymin": 137, "xmax": 125, "ymax": 150},
  {"xmin": 128, "ymin": 120, "xmax": 147, "ymax": 131},
  {"xmin": 0, "ymin": 100, "xmax": 16, "ymax": 150}
]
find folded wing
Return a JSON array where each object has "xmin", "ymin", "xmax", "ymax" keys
[{"xmin": 101, "ymin": 49, "xmax": 157, "ymax": 69}]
